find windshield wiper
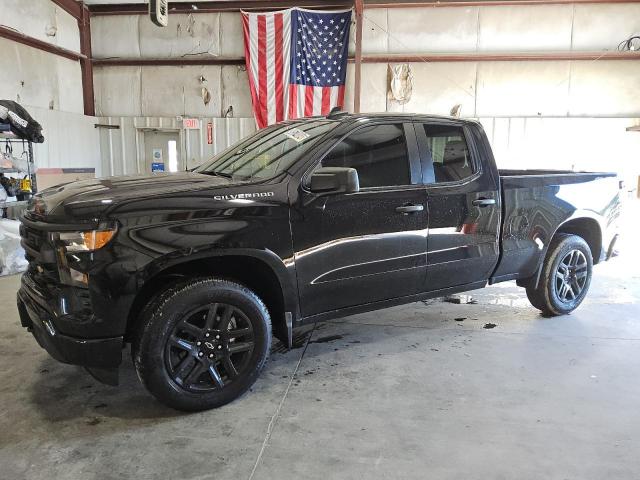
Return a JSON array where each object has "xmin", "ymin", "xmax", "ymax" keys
[{"xmin": 200, "ymin": 171, "xmax": 234, "ymax": 179}]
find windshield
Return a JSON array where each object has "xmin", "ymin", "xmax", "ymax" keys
[{"xmin": 194, "ymin": 120, "xmax": 336, "ymax": 181}]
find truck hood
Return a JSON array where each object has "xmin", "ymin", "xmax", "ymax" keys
[{"xmin": 29, "ymin": 172, "xmax": 240, "ymax": 221}]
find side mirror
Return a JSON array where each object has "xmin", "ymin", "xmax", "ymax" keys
[{"xmin": 309, "ymin": 167, "xmax": 360, "ymax": 194}]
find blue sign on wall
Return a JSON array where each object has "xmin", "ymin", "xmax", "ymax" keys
[{"xmin": 151, "ymin": 162, "xmax": 165, "ymax": 172}]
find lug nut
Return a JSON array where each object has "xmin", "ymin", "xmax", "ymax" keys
[
  {"xmin": 218, "ymin": 345, "xmax": 222, "ymax": 350},
  {"xmin": 205, "ymin": 333, "xmax": 210, "ymax": 338},
  {"xmin": 215, "ymin": 335, "xmax": 220, "ymax": 339},
  {"xmin": 198, "ymin": 352, "xmax": 203, "ymax": 357},
  {"xmin": 196, "ymin": 341, "xmax": 201, "ymax": 346},
  {"xmin": 209, "ymin": 354, "xmax": 214, "ymax": 358}
]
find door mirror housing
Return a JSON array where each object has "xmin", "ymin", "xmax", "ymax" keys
[{"xmin": 309, "ymin": 167, "xmax": 360, "ymax": 194}]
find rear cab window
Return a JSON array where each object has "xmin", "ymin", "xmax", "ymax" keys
[{"xmin": 422, "ymin": 124, "xmax": 475, "ymax": 183}]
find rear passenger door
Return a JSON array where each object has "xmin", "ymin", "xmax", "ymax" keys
[
  {"xmin": 416, "ymin": 122, "xmax": 500, "ymax": 291},
  {"xmin": 291, "ymin": 122, "xmax": 429, "ymax": 318}
]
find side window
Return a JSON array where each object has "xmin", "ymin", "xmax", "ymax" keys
[
  {"xmin": 423, "ymin": 124, "xmax": 474, "ymax": 183},
  {"xmin": 321, "ymin": 124, "xmax": 411, "ymax": 188}
]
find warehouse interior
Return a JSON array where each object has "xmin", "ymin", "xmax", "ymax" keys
[{"xmin": 1, "ymin": 0, "xmax": 639, "ymax": 478}]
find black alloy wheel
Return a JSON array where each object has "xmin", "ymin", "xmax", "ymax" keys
[
  {"xmin": 554, "ymin": 249, "xmax": 589, "ymax": 304},
  {"xmin": 165, "ymin": 303, "xmax": 255, "ymax": 392},
  {"xmin": 134, "ymin": 278, "xmax": 271, "ymax": 411},
  {"xmin": 525, "ymin": 233, "xmax": 593, "ymax": 316}
]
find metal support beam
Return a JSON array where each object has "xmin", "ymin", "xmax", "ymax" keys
[
  {"xmin": 88, "ymin": 0, "xmax": 640, "ymax": 15},
  {"xmin": 355, "ymin": 51, "xmax": 640, "ymax": 62},
  {"xmin": 0, "ymin": 25, "xmax": 85, "ymax": 62},
  {"xmin": 93, "ymin": 58, "xmax": 246, "ymax": 67},
  {"xmin": 79, "ymin": 4, "xmax": 95, "ymax": 117},
  {"xmin": 51, "ymin": 0, "xmax": 83, "ymax": 19},
  {"xmin": 89, "ymin": 1, "xmax": 352, "ymax": 15},
  {"xmin": 93, "ymin": 51, "xmax": 640, "ymax": 67},
  {"xmin": 366, "ymin": 0, "xmax": 640, "ymax": 7},
  {"xmin": 353, "ymin": 0, "xmax": 364, "ymax": 113}
]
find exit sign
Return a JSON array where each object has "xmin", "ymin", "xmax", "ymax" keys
[{"xmin": 183, "ymin": 118, "xmax": 200, "ymax": 129}]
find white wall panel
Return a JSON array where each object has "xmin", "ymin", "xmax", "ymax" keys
[
  {"xmin": 572, "ymin": 4, "xmax": 640, "ymax": 51},
  {"xmin": 15, "ymin": 107, "xmax": 102, "ymax": 175},
  {"xmin": 388, "ymin": 62, "xmax": 477, "ymax": 116},
  {"xmin": 478, "ymin": 5, "xmax": 573, "ymax": 52},
  {"xmin": 0, "ymin": 0, "xmax": 80, "ymax": 53},
  {"xmin": 342, "ymin": 63, "xmax": 388, "ymax": 113},
  {"xmin": 91, "ymin": 15, "xmax": 141, "ymax": 58},
  {"xmin": 94, "ymin": 66, "xmax": 142, "ymax": 117},
  {"xmin": 0, "ymin": 39, "xmax": 83, "ymax": 114},
  {"xmin": 476, "ymin": 61, "xmax": 571, "ymax": 117},
  {"xmin": 220, "ymin": 12, "xmax": 245, "ymax": 58},
  {"xmin": 139, "ymin": 13, "xmax": 221, "ymax": 58},
  {"xmin": 349, "ymin": 9, "xmax": 389, "ymax": 55},
  {"xmin": 569, "ymin": 61, "xmax": 640, "ymax": 117},
  {"xmin": 140, "ymin": 66, "xmax": 223, "ymax": 117},
  {"xmin": 386, "ymin": 7, "xmax": 479, "ymax": 54},
  {"xmin": 221, "ymin": 66, "xmax": 253, "ymax": 118}
]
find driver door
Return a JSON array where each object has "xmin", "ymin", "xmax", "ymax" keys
[{"xmin": 291, "ymin": 122, "xmax": 429, "ymax": 318}]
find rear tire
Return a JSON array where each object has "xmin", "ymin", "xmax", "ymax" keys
[
  {"xmin": 526, "ymin": 234, "xmax": 593, "ymax": 316},
  {"xmin": 133, "ymin": 278, "xmax": 271, "ymax": 411}
]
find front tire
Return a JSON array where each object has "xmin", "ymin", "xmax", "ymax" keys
[
  {"xmin": 526, "ymin": 234, "xmax": 593, "ymax": 316},
  {"xmin": 133, "ymin": 278, "xmax": 271, "ymax": 411}
]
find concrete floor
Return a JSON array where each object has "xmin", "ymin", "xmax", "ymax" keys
[{"xmin": 1, "ymin": 246, "xmax": 639, "ymax": 479}]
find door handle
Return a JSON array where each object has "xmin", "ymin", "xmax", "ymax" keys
[
  {"xmin": 472, "ymin": 198, "xmax": 496, "ymax": 207},
  {"xmin": 396, "ymin": 204, "xmax": 424, "ymax": 214}
]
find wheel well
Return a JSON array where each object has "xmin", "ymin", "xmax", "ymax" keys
[
  {"xmin": 125, "ymin": 256, "xmax": 287, "ymax": 343},
  {"xmin": 555, "ymin": 218, "xmax": 602, "ymax": 264}
]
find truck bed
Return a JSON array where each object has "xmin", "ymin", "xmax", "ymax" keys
[{"xmin": 491, "ymin": 170, "xmax": 620, "ymax": 284}]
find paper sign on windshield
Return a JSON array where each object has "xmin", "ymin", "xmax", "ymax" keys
[{"xmin": 284, "ymin": 128, "xmax": 310, "ymax": 143}]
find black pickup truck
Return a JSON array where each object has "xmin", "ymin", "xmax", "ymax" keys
[{"xmin": 18, "ymin": 113, "xmax": 621, "ymax": 411}]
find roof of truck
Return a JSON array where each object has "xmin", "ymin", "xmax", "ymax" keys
[{"xmin": 322, "ymin": 111, "xmax": 481, "ymax": 125}]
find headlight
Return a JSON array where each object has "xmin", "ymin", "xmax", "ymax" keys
[
  {"xmin": 55, "ymin": 229, "xmax": 116, "ymax": 252},
  {"xmin": 50, "ymin": 227, "xmax": 117, "ymax": 287}
]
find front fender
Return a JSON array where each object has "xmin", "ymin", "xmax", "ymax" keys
[{"xmin": 140, "ymin": 247, "xmax": 299, "ymax": 320}]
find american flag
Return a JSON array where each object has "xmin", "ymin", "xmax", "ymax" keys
[{"xmin": 242, "ymin": 8, "xmax": 352, "ymax": 128}]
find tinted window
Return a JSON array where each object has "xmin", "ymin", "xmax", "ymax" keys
[
  {"xmin": 195, "ymin": 120, "xmax": 335, "ymax": 180},
  {"xmin": 423, "ymin": 125, "xmax": 474, "ymax": 183},
  {"xmin": 321, "ymin": 124, "xmax": 410, "ymax": 188}
]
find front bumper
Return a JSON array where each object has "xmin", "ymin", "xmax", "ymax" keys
[{"xmin": 17, "ymin": 274, "xmax": 123, "ymax": 371}]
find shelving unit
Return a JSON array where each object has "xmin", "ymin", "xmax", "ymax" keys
[{"xmin": 0, "ymin": 122, "xmax": 37, "ymax": 199}]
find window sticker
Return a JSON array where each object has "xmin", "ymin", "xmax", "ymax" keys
[{"xmin": 284, "ymin": 128, "xmax": 310, "ymax": 143}]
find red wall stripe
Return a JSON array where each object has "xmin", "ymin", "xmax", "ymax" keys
[
  {"xmin": 304, "ymin": 85, "xmax": 314, "ymax": 117},
  {"xmin": 257, "ymin": 15, "xmax": 268, "ymax": 128},
  {"xmin": 241, "ymin": 13, "xmax": 261, "ymax": 129},
  {"xmin": 289, "ymin": 84, "xmax": 298, "ymax": 119},
  {"xmin": 321, "ymin": 87, "xmax": 331, "ymax": 115},
  {"xmin": 337, "ymin": 85, "xmax": 346, "ymax": 108},
  {"xmin": 274, "ymin": 13, "xmax": 284, "ymax": 123}
]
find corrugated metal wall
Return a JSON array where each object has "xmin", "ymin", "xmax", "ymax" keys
[
  {"xmin": 96, "ymin": 115, "xmax": 640, "ymax": 182},
  {"xmin": 97, "ymin": 116, "xmax": 256, "ymax": 177}
]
